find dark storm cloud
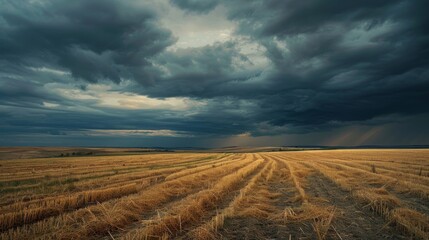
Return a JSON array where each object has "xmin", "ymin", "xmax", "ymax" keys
[
  {"xmin": 140, "ymin": 41, "xmax": 252, "ymax": 98},
  {"xmin": 0, "ymin": 0, "xmax": 175, "ymax": 83},
  {"xmin": 243, "ymin": 0, "xmax": 429, "ymax": 130},
  {"xmin": 169, "ymin": 0, "xmax": 219, "ymax": 14},
  {"xmin": 152, "ymin": 0, "xmax": 429, "ymax": 136},
  {"xmin": 0, "ymin": 96, "xmax": 250, "ymax": 141},
  {"xmin": 1, "ymin": 0, "xmax": 429, "ymax": 146},
  {"xmin": 225, "ymin": 0, "xmax": 403, "ymax": 37}
]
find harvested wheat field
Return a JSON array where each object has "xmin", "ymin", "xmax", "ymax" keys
[{"xmin": 0, "ymin": 149, "xmax": 428, "ymax": 240}]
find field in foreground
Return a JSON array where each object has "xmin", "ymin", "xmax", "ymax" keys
[{"xmin": 0, "ymin": 150, "xmax": 428, "ymax": 239}]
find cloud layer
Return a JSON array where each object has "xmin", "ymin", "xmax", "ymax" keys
[{"xmin": 1, "ymin": 0, "xmax": 429, "ymax": 146}]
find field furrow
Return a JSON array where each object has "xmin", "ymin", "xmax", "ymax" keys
[
  {"xmin": 0, "ymin": 154, "xmax": 253, "ymax": 239},
  {"xmin": 185, "ymin": 156, "xmax": 277, "ymax": 239},
  {"xmin": 1, "ymin": 149, "xmax": 428, "ymax": 239},
  {"xmin": 306, "ymin": 160, "xmax": 429, "ymax": 239},
  {"xmin": 119, "ymin": 155, "xmax": 265, "ymax": 239}
]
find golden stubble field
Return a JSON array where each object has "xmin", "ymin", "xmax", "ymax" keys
[{"xmin": 0, "ymin": 149, "xmax": 428, "ymax": 239}]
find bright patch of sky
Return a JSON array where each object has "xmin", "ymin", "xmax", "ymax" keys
[
  {"xmin": 156, "ymin": 1, "xmax": 235, "ymax": 49},
  {"xmin": 44, "ymin": 82, "xmax": 205, "ymax": 111},
  {"xmin": 84, "ymin": 129, "xmax": 190, "ymax": 137}
]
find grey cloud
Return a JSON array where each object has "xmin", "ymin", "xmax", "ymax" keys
[
  {"xmin": 169, "ymin": 0, "xmax": 219, "ymax": 14},
  {"xmin": 224, "ymin": 0, "xmax": 402, "ymax": 37},
  {"xmin": 147, "ymin": 0, "xmax": 429, "ymax": 136},
  {"xmin": 138, "ymin": 41, "xmax": 251, "ymax": 98},
  {"xmin": 0, "ymin": 0, "xmax": 175, "ymax": 84},
  {"xmin": 215, "ymin": 0, "xmax": 429, "ymax": 132},
  {"xmin": 1, "ymin": 0, "xmax": 429, "ymax": 146}
]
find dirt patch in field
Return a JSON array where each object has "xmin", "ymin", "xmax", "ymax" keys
[
  {"xmin": 218, "ymin": 217, "xmax": 292, "ymax": 239},
  {"xmin": 217, "ymin": 172, "xmax": 410, "ymax": 240},
  {"xmin": 306, "ymin": 173, "xmax": 408, "ymax": 240},
  {"xmin": 216, "ymin": 161, "xmax": 314, "ymax": 239},
  {"xmin": 389, "ymin": 190, "xmax": 429, "ymax": 216}
]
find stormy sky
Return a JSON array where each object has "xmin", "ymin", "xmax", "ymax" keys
[{"xmin": 1, "ymin": 0, "xmax": 429, "ymax": 147}]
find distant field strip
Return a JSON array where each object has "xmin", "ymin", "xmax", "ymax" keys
[{"xmin": 0, "ymin": 150, "xmax": 428, "ymax": 239}]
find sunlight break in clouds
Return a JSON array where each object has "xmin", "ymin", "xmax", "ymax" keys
[{"xmin": 49, "ymin": 83, "xmax": 205, "ymax": 111}]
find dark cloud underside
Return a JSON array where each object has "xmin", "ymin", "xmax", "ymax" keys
[
  {"xmin": 1, "ymin": 0, "xmax": 175, "ymax": 83},
  {"xmin": 169, "ymin": 0, "xmax": 219, "ymax": 14}
]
